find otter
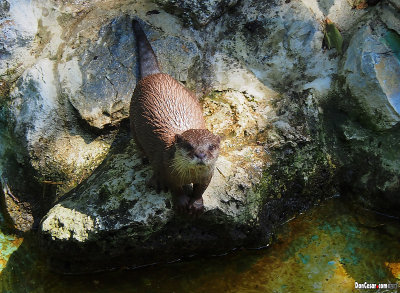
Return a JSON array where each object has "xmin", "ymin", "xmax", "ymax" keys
[{"xmin": 130, "ymin": 19, "xmax": 220, "ymax": 213}]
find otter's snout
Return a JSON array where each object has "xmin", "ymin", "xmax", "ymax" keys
[{"xmin": 195, "ymin": 152, "xmax": 206, "ymax": 160}]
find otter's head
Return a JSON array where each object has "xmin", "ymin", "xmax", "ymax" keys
[{"xmin": 172, "ymin": 129, "xmax": 220, "ymax": 176}]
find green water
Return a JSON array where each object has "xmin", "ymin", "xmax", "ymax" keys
[{"xmin": 0, "ymin": 198, "xmax": 399, "ymax": 293}]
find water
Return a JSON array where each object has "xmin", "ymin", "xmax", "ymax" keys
[{"xmin": 0, "ymin": 198, "xmax": 399, "ymax": 293}]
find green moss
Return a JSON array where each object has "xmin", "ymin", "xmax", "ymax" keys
[
  {"xmin": 325, "ymin": 76, "xmax": 381, "ymax": 131},
  {"xmin": 257, "ymin": 144, "xmax": 337, "ymax": 203},
  {"xmin": 0, "ymin": 80, "xmax": 10, "ymax": 106},
  {"xmin": 235, "ymin": 189, "xmax": 263, "ymax": 224},
  {"xmin": 0, "ymin": 68, "xmax": 18, "ymax": 107}
]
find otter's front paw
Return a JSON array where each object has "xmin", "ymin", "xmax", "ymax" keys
[
  {"xmin": 174, "ymin": 194, "xmax": 191, "ymax": 213},
  {"xmin": 188, "ymin": 197, "xmax": 204, "ymax": 215}
]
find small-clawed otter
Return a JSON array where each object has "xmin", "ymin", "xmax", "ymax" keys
[{"xmin": 130, "ymin": 19, "xmax": 220, "ymax": 213}]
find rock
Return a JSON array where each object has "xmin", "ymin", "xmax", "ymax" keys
[
  {"xmin": 341, "ymin": 18, "xmax": 400, "ymax": 130},
  {"xmin": 381, "ymin": 0, "xmax": 400, "ymax": 33},
  {"xmin": 61, "ymin": 15, "xmax": 137, "ymax": 129},
  {"xmin": 0, "ymin": 0, "xmax": 38, "ymax": 78},
  {"xmin": 10, "ymin": 58, "xmax": 60, "ymax": 149},
  {"xmin": 324, "ymin": 2, "xmax": 400, "ymax": 215},
  {"xmin": 0, "ymin": 175, "xmax": 34, "ymax": 232},
  {"xmin": 154, "ymin": 0, "xmax": 239, "ymax": 27},
  {"xmin": 300, "ymin": 0, "xmax": 368, "ymax": 31},
  {"xmin": 0, "ymin": 0, "xmax": 9, "ymax": 17},
  {"xmin": 197, "ymin": 0, "xmax": 341, "ymax": 98},
  {"xmin": 62, "ymin": 15, "xmax": 199, "ymax": 129},
  {"xmin": 6, "ymin": 57, "xmax": 112, "ymax": 188},
  {"xmin": 1, "ymin": 57, "xmax": 113, "ymax": 229},
  {"xmin": 326, "ymin": 116, "xmax": 400, "ymax": 215}
]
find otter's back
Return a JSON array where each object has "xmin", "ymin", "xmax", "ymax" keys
[{"xmin": 131, "ymin": 73, "xmax": 205, "ymax": 151}]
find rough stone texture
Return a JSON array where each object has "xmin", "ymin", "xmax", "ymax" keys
[
  {"xmin": 0, "ymin": 0, "xmax": 200, "ymax": 229},
  {"xmin": 323, "ymin": 107, "xmax": 400, "ymax": 215},
  {"xmin": 0, "ymin": 175, "xmax": 34, "ymax": 232},
  {"xmin": 321, "ymin": 1, "xmax": 400, "ymax": 214},
  {"xmin": 1, "ymin": 0, "xmax": 399, "ymax": 273},
  {"xmin": 61, "ymin": 15, "xmax": 200, "ymax": 129},
  {"xmin": 341, "ymin": 18, "xmax": 400, "ymax": 130},
  {"xmin": 154, "ymin": 0, "xmax": 239, "ymax": 27},
  {"xmin": 61, "ymin": 15, "xmax": 137, "ymax": 129},
  {"xmin": 300, "ymin": 0, "xmax": 369, "ymax": 31},
  {"xmin": 0, "ymin": 0, "xmax": 38, "ymax": 77},
  {"xmin": 194, "ymin": 0, "xmax": 343, "ymax": 99},
  {"xmin": 1, "ymin": 57, "xmax": 113, "ymax": 228}
]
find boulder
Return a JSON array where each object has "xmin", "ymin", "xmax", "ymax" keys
[
  {"xmin": 327, "ymin": 1, "xmax": 400, "ymax": 214},
  {"xmin": 341, "ymin": 17, "xmax": 400, "ymax": 130}
]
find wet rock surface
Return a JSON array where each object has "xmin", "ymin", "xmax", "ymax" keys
[{"xmin": 0, "ymin": 0, "xmax": 399, "ymax": 272}]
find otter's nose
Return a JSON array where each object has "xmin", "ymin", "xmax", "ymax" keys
[{"xmin": 195, "ymin": 152, "xmax": 206, "ymax": 160}]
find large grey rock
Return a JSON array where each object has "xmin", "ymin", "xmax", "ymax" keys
[
  {"xmin": 300, "ymin": 0, "xmax": 368, "ymax": 31},
  {"xmin": 60, "ymin": 15, "xmax": 137, "ymax": 129},
  {"xmin": 1, "ymin": 57, "xmax": 113, "ymax": 229},
  {"xmin": 6, "ymin": 58, "xmax": 112, "ymax": 189},
  {"xmin": 10, "ymin": 58, "xmax": 60, "ymax": 150},
  {"xmin": 61, "ymin": 15, "xmax": 200, "ymax": 129},
  {"xmin": 39, "ymin": 137, "xmax": 262, "ymax": 269},
  {"xmin": 342, "ymin": 18, "xmax": 400, "ymax": 130}
]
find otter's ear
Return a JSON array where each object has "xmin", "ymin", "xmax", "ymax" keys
[
  {"xmin": 216, "ymin": 135, "xmax": 221, "ymax": 144},
  {"xmin": 175, "ymin": 134, "xmax": 183, "ymax": 144}
]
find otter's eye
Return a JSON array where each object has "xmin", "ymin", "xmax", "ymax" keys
[
  {"xmin": 209, "ymin": 144, "xmax": 216, "ymax": 151},
  {"xmin": 182, "ymin": 142, "xmax": 194, "ymax": 151}
]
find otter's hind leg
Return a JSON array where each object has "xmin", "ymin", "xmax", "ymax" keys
[{"xmin": 170, "ymin": 184, "xmax": 192, "ymax": 213}]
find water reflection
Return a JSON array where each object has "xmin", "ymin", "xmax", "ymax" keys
[{"xmin": 0, "ymin": 198, "xmax": 399, "ymax": 292}]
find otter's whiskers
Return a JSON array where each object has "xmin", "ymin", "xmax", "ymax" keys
[{"xmin": 171, "ymin": 150, "xmax": 209, "ymax": 184}]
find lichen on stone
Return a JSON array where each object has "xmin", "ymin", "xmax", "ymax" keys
[{"xmin": 41, "ymin": 204, "xmax": 100, "ymax": 242}]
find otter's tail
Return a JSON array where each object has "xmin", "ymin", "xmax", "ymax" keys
[{"xmin": 132, "ymin": 19, "xmax": 161, "ymax": 79}]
